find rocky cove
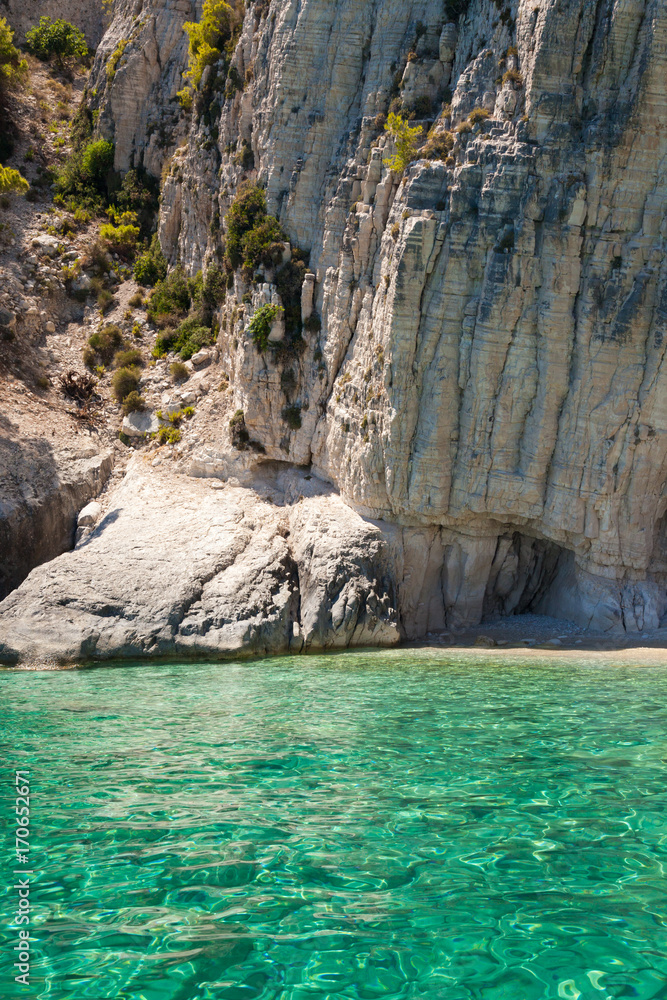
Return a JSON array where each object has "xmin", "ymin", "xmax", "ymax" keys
[{"xmin": 1, "ymin": 0, "xmax": 667, "ymax": 666}]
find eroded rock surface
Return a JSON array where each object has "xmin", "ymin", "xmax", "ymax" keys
[
  {"xmin": 0, "ymin": 461, "xmax": 399, "ymax": 665},
  {"xmin": 3, "ymin": 0, "xmax": 667, "ymax": 653},
  {"xmin": 0, "ymin": 438, "xmax": 112, "ymax": 601}
]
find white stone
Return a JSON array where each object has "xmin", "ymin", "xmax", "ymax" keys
[
  {"xmin": 77, "ymin": 501, "xmax": 102, "ymax": 527},
  {"xmin": 122, "ymin": 410, "xmax": 159, "ymax": 437},
  {"xmin": 191, "ymin": 349, "xmax": 212, "ymax": 369}
]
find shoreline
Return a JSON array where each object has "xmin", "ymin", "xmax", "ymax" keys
[{"xmin": 2, "ymin": 620, "xmax": 667, "ymax": 672}]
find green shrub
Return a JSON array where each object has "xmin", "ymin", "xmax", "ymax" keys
[
  {"xmin": 468, "ymin": 107, "xmax": 490, "ymax": 125},
  {"xmin": 128, "ymin": 291, "xmax": 144, "ymax": 307},
  {"xmin": 154, "ymin": 315, "xmax": 214, "ymax": 360},
  {"xmin": 282, "ymin": 404, "xmax": 302, "ymax": 430},
  {"xmin": 133, "ymin": 233, "xmax": 167, "ymax": 286},
  {"xmin": 183, "ymin": 406, "xmax": 195, "ymax": 419},
  {"xmin": 411, "ymin": 95, "xmax": 433, "ymax": 118},
  {"xmin": 229, "ymin": 408, "xmax": 249, "ymax": 449},
  {"xmin": 241, "ymin": 216, "xmax": 285, "ymax": 273},
  {"xmin": 147, "ymin": 267, "xmax": 191, "ymax": 325},
  {"xmin": 158, "ymin": 426, "xmax": 181, "ymax": 445},
  {"xmin": 106, "ymin": 38, "xmax": 128, "ymax": 81},
  {"xmin": 0, "ymin": 18, "xmax": 27, "ymax": 91},
  {"xmin": 383, "ymin": 112, "xmax": 423, "ymax": 175},
  {"xmin": 87, "ymin": 324, "xmax": 124, "ymax": 364},
  {"xmin": 81, "ymin": 140, "xmax": 114, "ymax": 184},
  {"xmin": 197, "ymin": 263, "xmax": 226, "ymax": 319},
  {"xmin": 56, "ymin": 135, "xmax": 115, "ymax": 208},
  {"xmin": 177, "ymin": 87, "xmax": 193, "ymax": 111},
  {"xmin": 149, "ymin": 264, "xmax": 223, "ymax": 359},
  {"xmin": 97, "ymin": 288, "xmax": 115, "ymax": 313},
  {"xmin": 100, "ymin": 221, "xmax": 140, "ymax": 257},
  {"xmin": 223, "ymin": 184, "xmax": 296, "ymax": 284},
  {"xmin": 0, "ymin": 165, "xmax": 28, "ymax": 195},
  {"xmin": 121, "ymin": 390, "xmax": 145, "ymax": 414},
  {"xmin": 303, "ymin": 312, "xmax": 321, "ymax": 333},
  {"xmin": 170, "ymin": 361, "xmax": 190, "ymax": 381},
  {"xmin": 114, "ymin": 347, "xmax": 143, "ymax": 368},
  {"xmin": 182, "ymin": 0, "xmax": 240, "ymax": 91},
  {"xmin": 82, "ymin": 345, "xmax": 96, "ymax": 368},
  {"xmin": 247, "ymin": 303, "xmax": 282, "ymax": 352},
  {"xmin": 112, "ymin": 366, "xmax": 140, "ymax": 403},
  {"xmin": 26, "ymin": 16, "xmax": 88, "ymax": 64},
  {"xmin": 115, "ymin": 168, "xmax": 160, "ymax": 234},
  {"xmin": 275, "ymin": 259, "xmax": 307, "ymax": 339}
]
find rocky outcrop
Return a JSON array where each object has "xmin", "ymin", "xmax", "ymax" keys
[
  {"xmin": 0, "ymin": 0, "xmax": 106, "ymax": 48},
  {"xmin": 2, "ymin": 0, "xmax": 667, "ymax": 656},
  {"xmin": 144, "ymin": 0, "xmax": 667, "ymax": 634},
  {"xmin": 87, "ymin": 0, "xmax": 200, "ymax": 177},
  {"xmin": 0, "ymin": 461, "xmax": 399, "ymax": 665},
  {"xmin": 0, "ymin": 438, "xmax": 112, "ymax": 601}
]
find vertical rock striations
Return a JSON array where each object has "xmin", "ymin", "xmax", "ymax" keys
[{"xmin": 3, "ymin": 0, "xmax": 666, "ymax": 656}]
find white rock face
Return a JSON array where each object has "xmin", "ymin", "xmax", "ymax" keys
[
  {"xmin": 0, "ymin": 448, "xmax": 113, "ymax": 602},
  {"xmin": 0, "ymin": 463, "xmax": 400, "ymax": 666},
  {"xmin": 4, "ymin": 0, "xmax": 667, "ymax": 648},
  {"xmin": 77, "ymin": 502, "xmax": 102, "ymax": 528},
  {"xmin": 87, "ymin": 0, "xmax": 195, "ymax": 176}
]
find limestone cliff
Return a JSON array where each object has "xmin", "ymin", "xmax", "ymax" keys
[{"xmin": 2, "ymin": 0, "xmax": 667, "ymax": 664}]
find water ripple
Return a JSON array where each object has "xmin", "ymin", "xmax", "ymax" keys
[{"xmin": 1, "ymin": 651, "xmax": 667, "ymax": 998}]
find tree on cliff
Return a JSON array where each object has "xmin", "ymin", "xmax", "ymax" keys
[
  {"xmin": 383, "ymin": 113, "xmax": 424, "ymax": 176},
  {"xmin": 178, "ymin": 0, "xmax": 242, "ymax": 106}
]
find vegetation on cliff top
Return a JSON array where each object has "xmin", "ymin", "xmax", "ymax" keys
[{"xmin": 178, "ymin": 0, "xmax": 243, "ymax": 108}]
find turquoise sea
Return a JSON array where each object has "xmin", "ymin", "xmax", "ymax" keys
[{"xmin": 1, "ymin": 650, "xmax": 667, "ymax": 999}]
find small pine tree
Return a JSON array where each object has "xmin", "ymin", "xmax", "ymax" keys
[{"xmin": 383, "ymin": 113, "xmax": 424, "ymax": 176}]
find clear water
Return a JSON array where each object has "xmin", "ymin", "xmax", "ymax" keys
[{"xmin": 1, "ymin": 650, "xmax": 667, "ymax": 1000}]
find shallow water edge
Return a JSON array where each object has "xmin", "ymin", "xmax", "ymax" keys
[{"xmin": 2, "ymin": 641, "xmax": 667, "ymax": 672}]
